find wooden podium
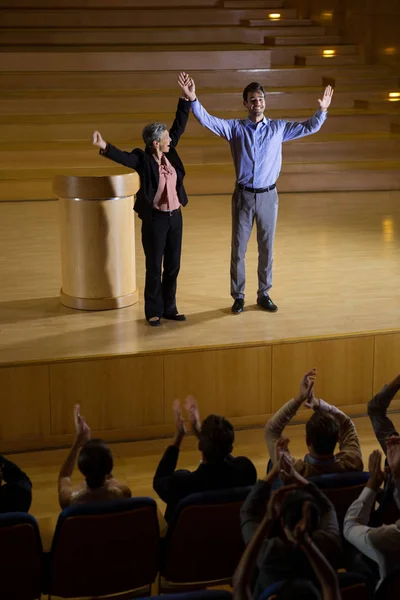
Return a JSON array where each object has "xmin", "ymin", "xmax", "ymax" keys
[{"xmin": 53, "ymin": 173, "xmax": 140, "ymax": 310}]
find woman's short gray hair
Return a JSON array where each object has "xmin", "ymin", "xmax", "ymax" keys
[{"xmin": 142, "ymin": 122, "xmax": 167, "ymax": 147}]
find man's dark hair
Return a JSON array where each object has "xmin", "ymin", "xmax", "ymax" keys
[
  {"xmin": 242, "ymin": 81, "xmax": 265, "ymax": 102},
  {"xmin": 78, "ymin": 439, "xmax": 113, "ymax": 490},
  {"xmin": 199, "ymin": 414, "xmax": 234, "ymax": 462},
  {"xmin": 281, "ymin": 488, "xmax": 320, "ymax": 533},
  {"xmin": 306, "ymin": 411, "xmax": 340, "ymax": 455},
  {"xmin": 277, "ymin": 579, "xmax": 321, "ymax": 600}
]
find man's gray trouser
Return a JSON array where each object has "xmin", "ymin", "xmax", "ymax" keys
[{"xmin": 230, "ymin": 185, "xmax": 278, "ymax": 300}]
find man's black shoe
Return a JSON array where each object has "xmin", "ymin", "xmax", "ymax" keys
[
  {"xmin": 232, "ymin": 298, "xmax": 244, "ymax": 314},
  {"xmin": 257, "ymin": 296, "xmax": 278, "ymax": 312}
]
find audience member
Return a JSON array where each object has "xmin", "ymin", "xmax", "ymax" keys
[
  {"xmin": 367, "ymin": 373, "xmax": 400, "ymax": 525},
  {"xmin": 0, "ymin": 454, "xmax": 32, "ymax": 513},
  {"xmin": 153, "ymin": 396, "xmax": 257, "ymax": 521},
  {"xmin": 58, "ymin": 405, "xmax": 131, "ymax": 509},
  {"xmin": 240, "ymin": 441, "xmax": 342, "ymax": 598},
  {"xmin": 344, "ymin": 445, "xmax": 400, "ymax": 588},
  {"xmin": 265, "ymin": 369, "xmax": 363, "ymax": 476},
  {"xmin": 234, "ymin": 475, "xmax": 341, "ymax": 600}
]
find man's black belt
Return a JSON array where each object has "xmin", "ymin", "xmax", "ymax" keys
[{"xmin": 237, "ymin": 183, "xmax": 276, "ymax": 193}]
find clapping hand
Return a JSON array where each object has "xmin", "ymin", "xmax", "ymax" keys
[
  {"xmin": 318, "ymin": 85, "xmax": 334, "ymax": 112},
  {"xmin": 266, "ymin": 484, "xmax": 297, "ymax": 521},
  {"xmin": 280, "ymin": 452, "xmax": 309, "ymax": 487},
  {"xmin": 73, "ymin": 404, "xmax": 91, "ymax": 446},
  {"xmin": 172, "ymin": 399, "xmax": 186, "ymax": 446},
  {"xmin": 367, "ymin": 449, "xmax": 385, "ymax": 491},
  {"xmin": 92, "ymin": 130, "xmax": 107, "ymax": 150},
  {"xmin": 297, "ymin": 368, "xmax": 317, "ymax": 404},
  {"xmin": 184, "ymin": 395, "xmax": 201, "ymax": 438},
  {"xmin": 178, "ymin": 71, "xmax": 196, "ymax": 102}
]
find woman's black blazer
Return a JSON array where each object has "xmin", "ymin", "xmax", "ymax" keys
[{"xmin": 100, "ymin": 97, "xmax": 191, "ymax": 220}]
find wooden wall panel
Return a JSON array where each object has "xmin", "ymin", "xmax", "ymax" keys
[
  {"xmin": 49, "ymin": 355, "xmax": 165, "ymax": 435},
  {"xmin": 373, "ymin": 332, "xmax": 400, "ymax": 396},
  {"xmin": 0, "ymin": 365, "xmax": 50, "ymax": 442},
  {"xmin": 271, "ymin": 336, "xmax": 374, "ymax": 411},
  {"xmin": 164, "ymin": 346, "xmax": 272, "ymax": 423}
]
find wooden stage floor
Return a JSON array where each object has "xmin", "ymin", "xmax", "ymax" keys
[{"xmin": 1, "ymin": 190, "xmax": 399, "ymax": 366}]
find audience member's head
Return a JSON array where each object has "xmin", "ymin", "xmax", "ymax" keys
[
  {"xmin": 271, "ymin": 579, "xmax": 321, "ymax": 600},
  {"xmin": 199, "ymin": 414, "xmax": 234, "ymax": 462},
  {"xmin": 78, "ymin": 439, "xmax": 113, "ymax": 490},
  {"xmin": 281, "ymin": 488, "xmax": 320, "ymax": 539},
  {"xmin": 306, "ymin": 411, "xmax": 340, "ymax": 457}
]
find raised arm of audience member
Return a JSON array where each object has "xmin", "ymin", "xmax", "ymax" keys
[
  {"xmin": 280, "ymin": 453, "xmax": 342, "ymax": 560},
  {"xmin": 293, "ymin": 505, "xmax": 342, "ymax": 600},
  {"xmin": 234, "ymin": 483, "xmax": 296, "ymax": 600},
  {"xmin": 58, "ymin": 404, "xmax": 92, "ymax": 508},
  {"xmin": 367, "ymin": 374, "xmax": 400, "ymax": 454},
  {"xmin": 152, "ymin": 399, "xmax": 187, "ymax": 504},
  {"xmin": 240, "ymin": 438, "xmax": 290, "ymax": 543},
  {"xmin": 343, "ymin": 449, "xmax": 400, "ymax": 582},
  {"xmin": 386, "ymin": 435, "xmax": 400, "ymax": 510},
  {"xmin": 0, "ymin": 455, "xmax": 32, "ymax": 513},
  {"xmin": 264, "ymin": 369, "xmax": 316, "ymax": 462}
]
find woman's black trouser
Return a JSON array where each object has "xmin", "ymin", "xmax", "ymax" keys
[{"xmin": 141, "ymin": 208, "xmax": 183, "ymax": 320}]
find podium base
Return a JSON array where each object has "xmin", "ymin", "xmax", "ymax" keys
[{"xmin": 60, "ymin": 289, "xmax": 139, "ymax": 311}]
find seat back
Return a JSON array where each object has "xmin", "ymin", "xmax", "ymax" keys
[
  {"xmin": 49, "ymin": 497, "xmax": 159, "ymax": 598},
  {"xmin": 161, "ymin": 487, "xmax": 251, "ymax": 585},
  {"xmin": 307, "ymin": 472, "xmax": 370, "ymax": 525},
  {"xmin": 375, "ymin": 568, "xmax": 400, "ymax": 600},
  {"xmin": 0, "ymin": 512, "xmax": 43, "ymax": 600}
]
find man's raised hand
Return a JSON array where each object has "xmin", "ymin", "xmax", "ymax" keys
[
  {"xmin": 178, "ymin": 72, "xmax": 196, "ymax": 102},
  {"xmin": 92, "ymin": 130, "xmax": 107, "ymax": 150},
  {"xmin": 318, "ymin": 85, "xmax": 334, "ymax": 112}
]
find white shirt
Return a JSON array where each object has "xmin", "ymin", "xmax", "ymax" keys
[{"xmin": 343, "ymin": 485, "xmax": 400, "ymax": 585}]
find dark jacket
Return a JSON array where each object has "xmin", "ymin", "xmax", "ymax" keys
[
  {"xmin": 100, "ymin": 97, "xmax": 191, "ymax": 220},
  {"xmin": 153, "ymin": 444, "xmax": 257, "ymax": 522}
]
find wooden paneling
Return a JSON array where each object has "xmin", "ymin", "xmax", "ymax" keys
[
  {"xmin": 0, "ymin": 365, "xmax": 50, "ymax": 442},
  {"xmin": 164, "ymin": 346, "xmax": 272, "ymax": 422},
  {"xmin": 271, "ymin": 336, "xmax": 375, "ymax": 411},
  {"xmin": 373, "ymin": 332, "xmax": 400, "ymax": 396},
  {"xmin": 49, "ymin": 355, "xmax": 165, "ymax": 434}
]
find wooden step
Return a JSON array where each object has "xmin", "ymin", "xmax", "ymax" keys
[
  {"xmin": 0, "ymin": 68, "xmax": 326, "ymax": 91},
  {"xmin": 0, "ymin": 67, "xmax": 392, "ymax": 92},
  {"xmin": 1, "ymin": 162, "xmax": 399, "ymax": 201},
  {"xmin": 2, "ymin": 111, "xmax": 399, "ymax": 143},
  {"xmin": 0, "ymin": 8, "xmax": 287, "ymax": 28},
  {"xmin": 224, "ymin": 0, "xmax": 283, "ymax": 7},
  {"xmin": 0, "ymin": 0, "xmax": 225, "ymax": 5},
  {"xmin": 0, "ymin": 89, "xmax": 391, "ymax": 115},
  {"xmin": 2, "ymin": 138, "xmax": 397, "ymax": 171},
  {"xmin": 0, "ymin": 49, "xmax": 271, "ymax": 72},
  {"xmin": 272, "ymin": 45, "xmax": 359, "ymax": 66},
  {"xmin": 224, "ymin": 0, "xmax": 282, "ymax": 7},
  {"xmin": 296, "ymin": 55, "xmax": 365, "ymax": 66},
  {"xmin": 249, "ymin": 25, "xmax": 326, "ymax": 37},
  {"xmin": 0, "ymin": 27, "xmax": 264, "ymax": 47},
  {"xmin": 265, "ymin": 35, "xmax": 341, "ymax": 46},
  {"xmin": 246, "ymin": 18, "xmax": 311, "ymax": 27}
]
